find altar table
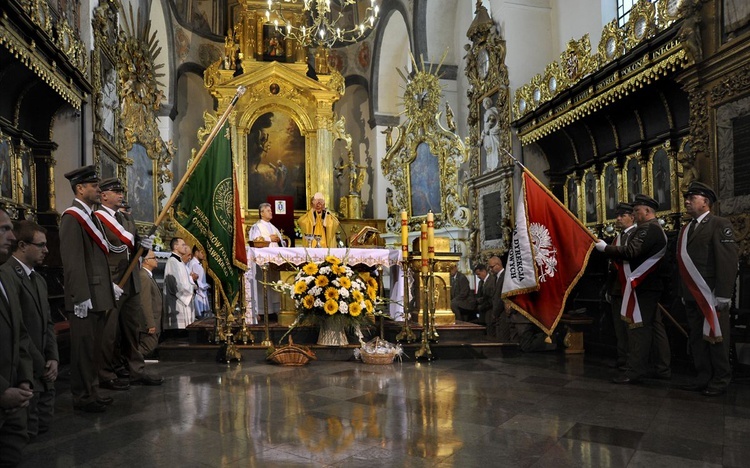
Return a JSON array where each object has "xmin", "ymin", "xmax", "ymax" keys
[{"xmin": 244, "ymin": 247, "xmax": 404, "ymax": 323}]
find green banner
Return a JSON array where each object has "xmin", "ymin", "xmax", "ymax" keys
[{"xmin": 173, "ymin": 122, "xmax": 247, "ymax": 308}]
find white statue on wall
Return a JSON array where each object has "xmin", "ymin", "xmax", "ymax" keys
[{"xmin": 482, "ymin": 97, "xmax": 501, "ymax": 172}]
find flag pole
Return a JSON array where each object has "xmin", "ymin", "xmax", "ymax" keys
[
  {"xmin": 499, "ymin": 146, "xmax": 597, "ymax": 241},
  {"xmin": 117, "ymin": 85, "xmax": 247, "ymax": 288}
]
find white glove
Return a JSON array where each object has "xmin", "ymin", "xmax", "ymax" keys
[
  {"xmin": 595, "ymin": 240, "xmax": 607, "ymax": 252},
  {"xmin": 73, "ymin": 299, "xmax": 93, "ymax": 318},
  {"xmin": 715, "ymin": 297, "xmax": 731, "ymax": 311},
  {"xmin": 113, "ymin": 283, "xmax": 124, "ymax": 301},
  {"xmin": 140, "ymin": 234, "xmax": 155, "ymax": 251}
]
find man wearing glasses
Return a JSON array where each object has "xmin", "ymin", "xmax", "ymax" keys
[
  {"xmin": 0, "ymin": 221, "xmax": 57, "ymax": 439},
  {"xmin": 138, "ymin": 252, "xmax": 162, "ymax": 358}
]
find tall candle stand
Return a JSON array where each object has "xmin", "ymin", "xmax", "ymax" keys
[
  {"xmin": 261, "ymin": 263, "xmax": 272, "ymax": 347},
  {"xmin": 396, "ymin": 260, "xmax": 416, "ymax": 342},
  {"xmin": 415, "ymin": 269, "xmax": 434, "ymax": 361},
  {"xmin": 427, "ymin": 258, "xmax": 439, "ymax": 342}
]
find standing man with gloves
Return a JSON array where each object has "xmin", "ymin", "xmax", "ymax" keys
[
  {"xmin": 96, "ymin": 178, "xmax": 162, "ymax": 389},
  {"xmin": 678, "ymin": 181, "xmax": 739, "ymax": 397},
  {"xmin": 595, "ymin": 194, "xmax": 671, "ymax": 384},
  {"xmin": 59, "ymin": 166, "xmax": 116, "ymax": 413}
]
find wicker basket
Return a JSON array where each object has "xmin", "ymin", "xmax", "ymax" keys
[
  {"xmin": 267, "ymin": 337, "xmax": 317, "ymax": 366},
  {"xmin": 250, "ymin": 239, "xmax": 270, "ymax": 248},
  {"xmin": 360, "ymin": 351, "xmax": 397, "ymax": 365}
]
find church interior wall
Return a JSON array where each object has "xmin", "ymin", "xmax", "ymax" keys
[
  {"xmin": 173, "ymin": 71, "xmax": 214, "ymax": 184},
  {"xmin": 373, "ymin": 8, "xmax": 411, "ymax": 116}
]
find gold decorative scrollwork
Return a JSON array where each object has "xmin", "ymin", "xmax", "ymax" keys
[
  {"xmin": 626, "ymin": 0, "xmax": 657, "ymax": 47},
  {"xmin": 514, "ymin": 0, "xmax": 695, "ymax": 123},
  {"xmin": 382, "ymin": 58, "xmax": 469, "ymax": 233}
]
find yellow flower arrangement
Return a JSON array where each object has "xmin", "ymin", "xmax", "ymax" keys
[{"xmin": 275, "ymin": 254, "xmax": 377, "ymax": 331}]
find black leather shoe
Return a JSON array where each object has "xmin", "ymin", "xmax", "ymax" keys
[
  {"xmin": 612, "ymin": 375, "xmax": 640, "ymax": 384},
  {"xmin": 96, "ymin": 396, "xmax": 114, "ymax": 406},
  {"xmin": 131, "ymin": 375, "xmax": 164, "ymax": 386},
  {"xmin": 100, "ymin": 379, "xmax": 130, "ymax": 391},
  {"xmin": 74, "ymin": 401, "xmax": 107, "ymax": 413},
  {"xmin": 652, "ymin": 373, "xmax": 672, "ymax": 381},
  {"xmin": 702, "ymin": 388, "xmax": 726, "ymax": 397},
  {"xmin": 678, "ymin": 384, "xmax": 705, "ymax": 392},
  {"xmin": 115, "ymin": 368, "xmax": 130, "ymax": 379}
]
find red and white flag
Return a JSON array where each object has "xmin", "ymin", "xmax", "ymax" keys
[{"xmin": 502, "ymin": 169, "xmax": 596, "ymax": 335}]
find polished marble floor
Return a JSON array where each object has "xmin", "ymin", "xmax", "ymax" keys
[{"xmin": 19, "ymin": 353, "xmax": 750, "ymax": 467}]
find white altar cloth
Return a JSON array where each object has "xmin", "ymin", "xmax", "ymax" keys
[{"xmin": 244, "ymin": 247, "xmax": 404, "ymax": 323}]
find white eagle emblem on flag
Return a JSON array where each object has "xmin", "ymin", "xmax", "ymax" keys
[{"xmin": 530, "ymin": 222, "xmax": 557, "ymax": 282}]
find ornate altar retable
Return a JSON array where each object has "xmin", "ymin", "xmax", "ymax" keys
[{"xmin": 244, "ymin": 247, "xmax": 403, "ymax": 325}]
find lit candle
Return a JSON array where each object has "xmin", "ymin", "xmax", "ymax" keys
[
  {"xmin": 420, "ymin": 221, "xmax": 428, "ymax": 274},
  {"xmin": 401, "ymin": 210, "xmax": 408, "ymax": 254},
  {"xmin": 427, "ymin": 211, "xmax": 434, "ymax": 260}
]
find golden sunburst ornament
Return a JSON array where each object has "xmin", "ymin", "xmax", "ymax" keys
[{"xmin": 397, "ymin": 52, "xmax": 448, "ymax": 120}]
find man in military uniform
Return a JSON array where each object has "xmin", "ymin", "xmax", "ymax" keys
[
  {"xmin": 96, "ymin": 178, "xmax": 161, "ymax": 389},
  {"xmin": 60, "ymin": 166, "xmax": 117, "ymax": 412},
  {"xmin": 605, "ymin": 202, "xmax": 637, "ymax": 369},
  {"xmin": 595, "ymin": 194, "xmax": 671, "ymax": 384},
  {"xmin": 0, "ymin": 207, "xmax": 34, "ymax": 465},
  {"xmin": 0, "ymin": 221, "xmax": 58, "ymax": 438},
  {"xmin": 678, "ymin": 181, "xmax": 739, "ymax": 397}
]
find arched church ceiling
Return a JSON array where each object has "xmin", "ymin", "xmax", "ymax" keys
[
  {"xmin": 370, "ymin": 0, "xmax": 414, "ymax": 122},
  {"xmin": 169, "ymin": 62, "xmax": 209, "ymax": 120}
]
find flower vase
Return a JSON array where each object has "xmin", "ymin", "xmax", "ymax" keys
[{"xmin": 317, "ymin": 320, "xmax": 348, "ymax": 346}]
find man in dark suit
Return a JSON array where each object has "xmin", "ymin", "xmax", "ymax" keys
[
  {"xmin": 0, "ymin": 221, "xmax": 58, "ymax": 438},
  {"xmin": 678, "ymin": 182, "xmax": 739, "ymax": 397},
  {"xmin": 596, "ymin": 194, "xmax": 671, "ymax": 384},
  {"xmin": 138, "ymin": 252, "xmax": 163, "ymax": 358},
  {"xmin": 96, "ymin": 178, "xmax": 161, "ymax": 389},
  {"xmin": 0, "ymin": 207, "xmax": 34, "ymax": 465},
  {"xmin": 487, "ymin": 255, "xmax": 508, "ymax": 340},
  {"xmin": 60, "ymin": 166, "xmax": 117, "ymax": 413},
  {"xmin": 605, "ymin": 202, "xmax": 636, "ymax": 369},
  {"xmin": 449, "ymin": 263, "xmax": 476, "ymax": 322},
  {"xmin": 473, "ymin": 264, "xmax": 494, "ymax": 324}
]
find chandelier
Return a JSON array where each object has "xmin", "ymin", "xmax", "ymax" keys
[{"xmin": 265, "ymin": 0, "xmax": 380, "ymax": 49}]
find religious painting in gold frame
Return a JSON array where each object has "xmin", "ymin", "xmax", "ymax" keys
[
  {"xmin": 245, "ymin": 111, "xmax": 306, "ymax": 212},
  {"xmin": 408, "ymin": 142, "xmax": 442, "ymax": 217},
  {"xmin": 583, "ymin": 167, "xmax": 600, "ymax": 226},
  {"xmin": 125, "ymin": 143, "xmax": 157, "ymax": 223},
  {"xmin": 564, "ymin": 173, "xmax": 581, "ymax": 220},
  {"xmin": 647, "ymin": 144, "xmax": 676, "ymax": 215},
  {"xmin": 624, "ymin": 152, "xmax": 643, "ymax": 203},
  {"xmin": 0, "ymin": 131, "xmax": 14, "ymax": 202},
  {"xmin": 16, "ymin": 142, "xmax": 36, "ymax": 208},
  {"xmin": 601, "ymin": 161, "xmax": 620, "ymax": 221}
]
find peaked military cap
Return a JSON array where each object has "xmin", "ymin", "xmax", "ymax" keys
[
  {"xmin": 683, "ymin": 181, "xmax": 717, "ymax": 203},
  {"xmin": 64, "ymin": 165, "xmax": 99, "ymax": 188},
  {"xmin": 99, "ymin": 177, "xmax": 125, "ymax": 192},
  {"xmin": 632, "ymin": 194, "xmax": 659, "ymax": 211},
  {"xmin": 614, "ymin": 202, "xmax": 634, "ymax": 216}
]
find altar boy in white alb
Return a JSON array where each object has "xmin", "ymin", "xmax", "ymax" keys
[{"xmin": 248, "ymin": 203, "xmax": 286, "ymax": 247}]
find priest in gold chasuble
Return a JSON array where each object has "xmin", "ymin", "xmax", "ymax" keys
[{"xmin": 297, "ymin": 192, "xmax": 340, "ymax": 248}]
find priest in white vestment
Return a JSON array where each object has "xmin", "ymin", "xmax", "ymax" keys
[
  {"xmin": 247, "ymin": 203, "xmax": 286, "ymax": 247},
  {"xmin": 245, "ymin": 203, "xmax": 284, "ymax": 324}
]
